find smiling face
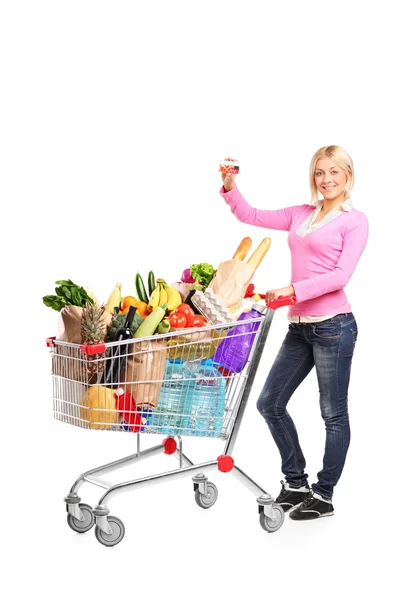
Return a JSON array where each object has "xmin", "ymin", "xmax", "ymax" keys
[{"xmin": 314, "ymin": 158, "xmax": 348, "ymax": 203}]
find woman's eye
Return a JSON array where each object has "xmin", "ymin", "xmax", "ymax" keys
[
  {"xmin": 315, "ymin": 172, "xmax": 322, "ymax": 176},
  {"xmin": 331, "ymin": 170, "xmax": 338, "ymax": 174}
]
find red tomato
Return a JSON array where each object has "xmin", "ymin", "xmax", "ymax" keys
[
  {"xmin": 186, "ymin": 314, "xmax": 206, "ymax": 328},
  {"xmin": 169, "ymin": 312, "xmax": 187, "ymax": 328},
  {"xmin": 176, "ymin": 303, "xmax": 195, "ymax": 318}
]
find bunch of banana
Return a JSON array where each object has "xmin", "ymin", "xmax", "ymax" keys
[{"xmin": 148, "ymin": 278, "xmax": 181, "ymax": 312}]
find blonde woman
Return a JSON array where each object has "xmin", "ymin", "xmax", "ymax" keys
[{"xmin": 220, "ymin": 146, "xmax": 368, "ymax": 520}]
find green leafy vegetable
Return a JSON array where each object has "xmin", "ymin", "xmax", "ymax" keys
[
  {"xmin": 43, "ymin": 279, "xmax": 94, "ymax": 312},
  {"xmin": 190, "ymin": 263, "xmax": 216, "ymax": 290}
]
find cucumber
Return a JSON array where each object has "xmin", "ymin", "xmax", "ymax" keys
[
  {"xmin": 148, "ymin": 270, "xmax": 156, "ymax": 297},
  {"xmin": 133, "ymin": 303, "xmax": 168, "ymax": 338},
  {"xmin": 136, "ymin": 272, "xmax": 149, "ymax": 304}
]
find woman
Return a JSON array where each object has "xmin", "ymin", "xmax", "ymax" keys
[{"xmin": 220, "ymin": 146, "xmax": 368, "ymax": 520}]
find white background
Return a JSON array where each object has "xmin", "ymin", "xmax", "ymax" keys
[{"xmin": 1, "ymin": 1, "xmax": 398, "ymax": 598}]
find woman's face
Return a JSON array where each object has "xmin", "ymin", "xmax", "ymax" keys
[{"xmin": 314, "ymin": 158, "xmax": 348, "ymax": 202}]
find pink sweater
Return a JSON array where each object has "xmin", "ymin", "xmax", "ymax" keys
[{"xmin": 220, "ymin": 186, "xmax": 369, "ymax": 316}]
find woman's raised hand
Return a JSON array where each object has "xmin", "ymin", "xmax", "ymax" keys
[{"xmin": 221, "ymin": 157, "xmax": 238, "ymax": 192}]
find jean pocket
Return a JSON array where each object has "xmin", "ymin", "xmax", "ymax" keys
[{"xmin": 313, "ymin": 321, "xmax": 341, "ymax": 340}]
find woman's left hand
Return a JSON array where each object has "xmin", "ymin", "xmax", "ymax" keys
[{"xmin": 265, "ymin": 285, "xmax": 295, "ymax": 305}]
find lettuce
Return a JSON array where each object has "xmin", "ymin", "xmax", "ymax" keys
[{"xmin": 190, "ymin": 263, "xmax": 216, "ymax": 290}]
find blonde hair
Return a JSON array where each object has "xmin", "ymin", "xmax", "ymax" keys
[{"xmin": 309, "ymin": 145, "xmax": 354, "ymax": 204}]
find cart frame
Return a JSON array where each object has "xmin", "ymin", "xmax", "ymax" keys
[{"xmin": 49, "ymin": 302, "xmax": 293, "ymax": 545}]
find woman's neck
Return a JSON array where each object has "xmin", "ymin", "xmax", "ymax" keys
[{"xmin": 320, "ymin": 193, "xmax": 346, "ymax": 213}]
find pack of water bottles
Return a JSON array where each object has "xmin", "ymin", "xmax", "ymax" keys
[{"xmin": 145, "ymin": 303, "xmax": 266, "ymax": 437}]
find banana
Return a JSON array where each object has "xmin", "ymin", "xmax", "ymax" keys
[
  {"xmin": 105, "ymin": 282, "xmax": 122, "ymax": 314},
  {"xmin": 159, "ymin": 283, "xmax": 168, "ymax": 305},
  {"xmin": 148, "ymin": 284, "xmax": 160, "ymax": 310},
  {"xmin": 164, "ymin": 283, "xmax": 181, "ymax": 311}
]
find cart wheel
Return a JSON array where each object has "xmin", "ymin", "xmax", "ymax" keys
[
  {"xmin": 95, "ymin": 516, "xmax": 125, "ymax": 547},
  {"xmin": 259, "ymin": 505, "xmax": 285, "ymax": 533},
  {"xmin": 194, "ymin": 482, "xmax": 218, "ymax": 509},
  {"xmin": 67, "ymin": 503, "xmax": 95, "ymax": 534}
]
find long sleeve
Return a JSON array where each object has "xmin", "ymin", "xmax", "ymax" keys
[
  {"xmin": 220, "ymin": 186, "xmax": 306, "ymax": 231},
  {"xmin": 292, "ymin": 213, "xmax": 369, "ymax": 303}
]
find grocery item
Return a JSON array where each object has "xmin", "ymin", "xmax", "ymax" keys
[
  {"xmin": 181, "ymin": 361, "xmax": 226, "ymax": 437},
  {"xmin": 232, "ymin": 237, "xmax": 252, "ymax": 261},
  {"xmin": 43, "ymin": 279, "xmax": 94, "ymax": 312},
  {"xmin": 115, "ymin": 388, "xmax": 141, "ymax": 432},
  {"xmin": 150, "ymin": 360, "xmax": 194, "ymax": 434},
  {"xmin": 148, "ymin": 270, "xmax": 156, "ymax": 297},
  {"xmin": 189, "ymin": 263, "xmax": 216, "ymax": 290},
  {"xmin": 148, "ymin": 279, "xmax": 181, "ymax": 312},
  {"xmin": 171, "ymin": 281, "xmax": 192, "ymax": 302},
  {"xmin": 139, "ymin": 407, "xmax": 152, "ymax": 431},
  {"xmin": 209, "ymin": 238, "xmax": 272, "ymax": 311},
  {"xmin": 81, "ymin": 301, "xmax": 107, "ymax": 380},
  {"xmin": 214, "ymin": 304, "xmax": 265, "ymax": 373},
  {"xmin": 135, "ymin": 273, "xmax": 149, "ymax": 304},
  {"xmin": 133, "ymin": 303, "xmax": 168, "ymax": 338},
  {"xmin": 120, "ymin": 337, "xmax": 168, "ymax": 408},
  {"xmin": 219, "ymin": 159, "xmax": 240, "ymax": 174},
  {"xmin": 246, "ymin": 238, "xmax": 271, "ymax": 268},
  {"xmin": 190, "ymin": 289, "xmax": 236, "ymax": 325},
  {"xmin": 102, "ymin": 306, "xmax": 136, "ymax": 386},
  {"xmin": 161, "ymin": 280, "xmax": 182, "ymax": 311},
  {"xmin": 105, "ymin": 282, "xmax": 122, "ymax": 314},
  {"xmin": 169, "ymin": 312, "xmax": 187, "ymax": 328},
  {"xmin": 181, "ymin": 268, "xmax": 196, "ymax": 284},
  {"xmin": 106, "ymin": 309, "xmax": 144, "ymax": 341},
  {"xmin": 80, "ymin": 386, "xmax": 118, "ymax": 430},
  {"xmin": 157, "ymin": 318, "xmax": 171, "ymax": 334}
]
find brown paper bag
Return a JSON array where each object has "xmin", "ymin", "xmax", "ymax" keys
[
  {"xmin": 208, "ymin": 259, "xmax": 255, "ymax": 313},
  {"xmin": 120, "ymin": 338, "xmax": 168, "ymax": 409}
]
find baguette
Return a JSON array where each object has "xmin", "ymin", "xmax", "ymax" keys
[
  {"xmin": 232, "ymin": 237, "xmax": 252, "ymax": 261},
  {"xmin": 246, "ymin": 237, "xmax": 271, "ymax": 269}
]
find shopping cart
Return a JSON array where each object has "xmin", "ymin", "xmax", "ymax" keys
[{"xmin": 47, "ymin": 296, "xmax": 295, "ymax": 546}]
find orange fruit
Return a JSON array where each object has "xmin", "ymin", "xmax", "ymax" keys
[{"xmin": 120, "ymin": 296, "xmax": 139, "ymax": 311}]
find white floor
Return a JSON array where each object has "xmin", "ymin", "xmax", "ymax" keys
[{"xmin": 6, "ymin": 363, "xmax": 395, "ymax": 600}]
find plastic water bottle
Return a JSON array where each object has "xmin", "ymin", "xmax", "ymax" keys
[
  {"xmin": 214, "ymin": 304, "xmax": 264, "ymax": 374},
  {"xmin": 150, "ymin": 360, "xmax": 194, "ymax": 434},
  {"xmin": 182, "ymin": 361, "xmax": 227, "ymax": 437}
]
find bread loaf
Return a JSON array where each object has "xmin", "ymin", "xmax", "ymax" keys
[
  {"xmin": 246, "ymin": 238, "xmax": 271, "ymax": 269},
  {"xmin": 232, "ymin": 237, "xmax": 252, "ymax": 261}
]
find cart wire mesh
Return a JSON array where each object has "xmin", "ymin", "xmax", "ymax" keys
[{"xmin": 49, "ymin": 316, "xmax": 264, "ymax": 439}]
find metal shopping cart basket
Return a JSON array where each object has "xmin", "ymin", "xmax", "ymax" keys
[{"xmin": 47, "ymin": 296, "xmax": 295, "ymax": 546}]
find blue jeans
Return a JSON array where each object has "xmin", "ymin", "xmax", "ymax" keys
[{"xmin": 257, "ymin": 313, "xmax": 358, "ymax": 500}]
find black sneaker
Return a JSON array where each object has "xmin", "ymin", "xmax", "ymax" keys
[
  {"xmin": 289, "ymin": 491, "xmax": 334, "ymax": 520},
  {"xmin": 274, "ymin": 480, "xmax": 311, "ymax": 512}
]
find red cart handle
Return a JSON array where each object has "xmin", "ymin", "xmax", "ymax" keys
[{"xmin": 267, "ymin": 295, "xmax": 297, "ymax": 310}]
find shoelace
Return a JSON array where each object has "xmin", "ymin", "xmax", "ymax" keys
[{"xmin": 301, "ymin": 492, "xmax": 315, "ymax": 507}]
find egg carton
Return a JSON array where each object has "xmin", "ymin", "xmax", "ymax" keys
[{"xmin": 191, "ymin": 289, "xmax": 236, "ymax": 326}]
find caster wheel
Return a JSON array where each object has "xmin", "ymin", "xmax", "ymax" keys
[
  {"xmin": 95, "ymin": 516, "xmax": 125, "ymax": 547},
  {"xmin": 194, "ymin": 482, "xmax": 218, "ymax": 509},
  {"xmin": 259, "ymin": 505, "xmax": 285, "ymax": 533},
  {"xmin": 67, "ymin": 503, "xmax": 95, "ymax": 533}
]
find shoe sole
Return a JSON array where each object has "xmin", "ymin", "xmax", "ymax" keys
[{"xmin": 289, "ymin": 511, "xmax": 334, "ymax": 520}]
